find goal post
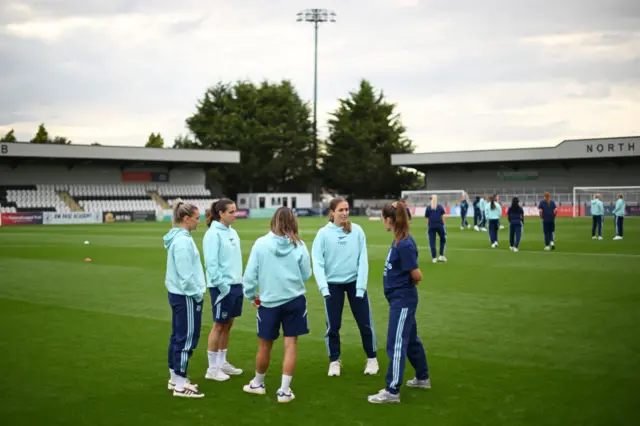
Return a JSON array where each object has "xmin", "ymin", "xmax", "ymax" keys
[
  {"xmin": 401, "ymin": 189, "xmax": 469, "ymax": 217},
  {"xmin": 572, "ymin": 186, "xmax": 640, "ymax": 217}
]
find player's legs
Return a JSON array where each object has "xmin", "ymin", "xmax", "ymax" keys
[
  {"xmin": 278, "ymin": 296, "xmax": 309, "ymax": 401},
  {"xmin": 515, "ymin": 224, "xmax": 522, "ymax": 248},
  {"xmin": 598, "ymin": 216, "xmax": 603, "ymax": 237},
  {"xmin": 169, "ymin": 295, "xmax": 177, "ymax": 373},
  {"xmin": 490, "ymin": 220, "xmax": 498, "ymax": 244},
  {"xmin": 171, "ymin": 295, "xmax": 201, "ymax": 378},
  {"xmin": 509, "ymin": 223, "xmax": 515, "ymax": 247},
  {"xmin": 384, "ymin": 306, "xmax": 414, "ymax": 395},
  {"xmin": 345, "ymin": 283, "xmax": 377, "ymax": 361},
  {"xmin": 437, "ymin": 226, "xmax": 446, "ymax": 256},
  {"xmin": 592, "ymin": 216, "xmax": 597, "ymax": 237},
  {"xmin": 324, "ymin": 284, "xmax": 346, "ymax": 363},
  {"xmin": 405, "ymin": 314, "xmax": 429, "ymax": 381},
  {"xmin": 428, "ymin": 228, "xmax": 437, "ymax": 259}
]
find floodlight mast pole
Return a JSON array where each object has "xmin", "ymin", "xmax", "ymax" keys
[{"xmin": 296, "ymin": 8, "xmax": 336, "ymax": 174}]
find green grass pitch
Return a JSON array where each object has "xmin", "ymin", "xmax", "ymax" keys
[{"xmin": 1, "ymin": 217, "xmax": 639, "ymax": 425}]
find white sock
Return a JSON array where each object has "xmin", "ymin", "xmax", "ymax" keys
[
  {"xmin": 253, "ymin": 372, "xmax": 266, "ymax": 385},
  {"xmin": 280, "ymin": 374, "xmax": 293, "ymax": 391},
  {"xmin": 218, "ymin": 349, "xmax": 227, "ymax": 367},
  {"xmin": 207, "ymin": 351, "xmax": 218, "ymax": 369},
  {"xmin": 174, "ymin": 375, "xmax": 186, "ymax": 391},
  {"xmin": 169, "ymin": 368, "xmax": 176, "ymax": 381}
]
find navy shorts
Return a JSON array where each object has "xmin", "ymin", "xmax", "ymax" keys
[
  {"xmin": 257, "ymin": 295, "xmax": 309, "ymax": 341},
  {"xmin": 210, "ymin": 284, "xmax": 243, "ymax": 324}
]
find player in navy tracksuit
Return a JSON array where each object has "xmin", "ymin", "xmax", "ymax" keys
[
  {"xmin": 368, "ymin": 202, "xmax": 430, "ymax": 404},
  {"xmin": 538, "ymin": 192, "xmax": 558, "ymax": 250},
  {"xmin": 507, "ymin": 197, "xmax": 524, "ymax": 252},
  {"xmin": 473, "ymin": 196, "xmax": 482, "ymax": 230},
  {"xmin": 459, "ymin": 197, "xmax": 469, "ymax": 229},
  {"xmin": 425, "ymin": 194, "xmax": 447, "ymax": 263}
]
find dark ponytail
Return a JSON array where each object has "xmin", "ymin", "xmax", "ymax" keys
[
  {"xmin": 490, "ymin": 195, "xmax": 496, "ymax": 210},
  {"xmin": 382, "ymin": 201, "xmax": 410, "ymax": 246},
  {"xmin": 206, "ymin": 198, "xmax": 234, "ymax": 228},
  {"xmin": 511, "ymin": 197, "xmax": 519, "ymax": 209}
]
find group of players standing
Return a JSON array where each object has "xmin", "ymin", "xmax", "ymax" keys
[
  {"xmin": 163, "ymin": 197, "xmax": 430, "ymax": 404},
  {"xmin": 422, "ymin": 191, "xmax": 627, "ymax": 260}
]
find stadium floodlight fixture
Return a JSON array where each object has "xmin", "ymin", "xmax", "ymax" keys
[{"xmin": 296, "ymin": 8, "xmax": 336, "ymax": 174}]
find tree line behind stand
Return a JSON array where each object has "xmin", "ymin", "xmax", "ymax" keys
[{"xmin": 0, "ymin": 79, "xmax": 422, "ymax": 200}]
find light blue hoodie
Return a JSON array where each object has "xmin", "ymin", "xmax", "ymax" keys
[
  {"xmin": 243, "ymin": 232, "xmax": 312, "ymax": 308},
  {"xmin": 613, "ymin": 198, "xmax": 626, "ymax": 216},
  {"xmin": 163, "ymin": 227, "xmax": 206, "ymax": 303},
  {"xmin": 591, "ymin": 198, "xmax": 604, "ymax": 216},
  {"xmin": 485, "ymin": 202, "xmax": 502, "ymax": 220},
  {"xmin": 312, "ymin": 222, "xmax": 368, "ymax": 298},
  {"xmin": 203, "ymin": 221, "xmax": 243, "ymax": 305}
]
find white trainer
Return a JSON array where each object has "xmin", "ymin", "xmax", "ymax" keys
[
  {"xmin": 460, "ymin": 226, "xmax": 464, "ymax": 230},
  {"xmin": 243, "ymin": 380, "xmax": 266, "ymax": 395},
  {"xmin": 613, "ymin": 236, "xmax": 623, "ymax": 240},
  {"xmin": 364, "ymin": 358, "xmax": 379, "ymax": 375},
  {"xmin": 406, "ymin": 377, "xmax": 431, "ymax": 389},
  {"xmin": 168, "ymin": 378, "xmax": 198, "ymax": 391},
  {"xmin": 205, "ymin": 367, "xmax": 230, "ymax": 382},
  {"xmin": 544, "ymin": 246, "xmax": 551, "ymax": 251},
  {"xmin": 474, "ymin": 226, "xmax": 479, "ymax": 231},
  {"xmin": 592, "ymin": 236, "xmax": 597, "ymax": 240},
  {"xmin": 438, "ymin": 255, "xmax": 447, "ymax": 263},
  {"xmin": 277, "ymin": 388, "xmax": 295, "ymax": 403},
  {"xmin": 173, "ymin": 384, "xmax": 204, "ymax": 398},
  {"xmin": 221, "ymin": 362, "xmax": 243, "ymax": 376},
  {"xmin": 598, "ymin": 236, "xmax": 603, "ymax": 240},
  {"xmin": 432, "ymin": 258, "xmax": 437, "ymax": 263},
  {"xmin": 513, "ymin": 248, "xmax": 519, "ymax": 253},
  {"xmin": 328, "ymin": 360, "xmax": 342, "ymax": 376},
  {"xmin": 368, "ymin": 389, "xmax": 400, "ymax": 404}
]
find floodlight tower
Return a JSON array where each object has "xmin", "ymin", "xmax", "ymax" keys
[{"xmin": 296, "ymin": 8, "xmax": 336, "ymax": 172}]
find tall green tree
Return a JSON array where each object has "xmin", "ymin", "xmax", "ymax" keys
[
  {"xmin": 145, "ymin": 133, "xmax": 165, "ymax": 148},
  {"xmin": 172, "ymin": 134, "xmax": 198, "ymax": 149},
  {"xmin": 323, "ymin": 80, "xmax": 418, "ymax": 199},
  {"xmin": 52, "ymin": 136, "xmax": 71, "ymax": 145},
  {"xmin": 1, "ymin": 129, "xmax": 17, "ymax": 142},
  {"xmin": 184, "ymin": 80, "xmax": 315, "ymax": 199},
  {"xmin": 30, "ymin": 123, "xmax": 50, "ymax": 144}
]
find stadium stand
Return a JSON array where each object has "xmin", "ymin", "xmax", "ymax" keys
[
  {"xmin": 0, "ymin": 142, "xmax": 239, "ymax": 218},
  {"xmin": 0, "ymin": 184, "xmax": 71, "ymax": 213},
  {"xmin": 0, "ymin": 183, "xmax": 219, "ymax": 215},
  {"xmin": 392, "ymin": 136, "xmax": 640, "ymax": 209}
]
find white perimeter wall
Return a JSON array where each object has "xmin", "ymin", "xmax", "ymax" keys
[{"xmin": 0, "ymin": 164, "xmax": 205, "ymax": 186}]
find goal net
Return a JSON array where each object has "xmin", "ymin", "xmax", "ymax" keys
[
  {"xmin": 401, "ymin": 189, "xmax": 469, "ymax": 217},
  {"xmin": 572, "ymin": 186, "xmax": 640, "ymax": 217}
]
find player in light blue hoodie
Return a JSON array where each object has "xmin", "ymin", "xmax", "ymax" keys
[
  {"xmin": 203, "ymin": 199, "xmax": 244, "ymax": 382},
  {"xmin": 242, "ymin": 207, "xmax": 312, "ymax": 403},
  {"xmin": 591, "ymin": 193, "xmax": 604, "ymax": 239},
  {"xmin": 163, "ymin": 200, "xmax": 206, "ymax": 398},
  {"xmin": 486, "ymin": 195, "xmax": 502, "ymax": 248},
  {"xmin": 613, "ymin": 193, "xmax": 626, "ymax": 240},
  {"xmin": 312, "ymin": 197, "xmax": 378, "ymax": 377}
]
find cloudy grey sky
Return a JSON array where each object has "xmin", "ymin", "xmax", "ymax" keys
[{"xmin": 1, "ymin": 0, "xmax": 639, "ymax": 153}]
